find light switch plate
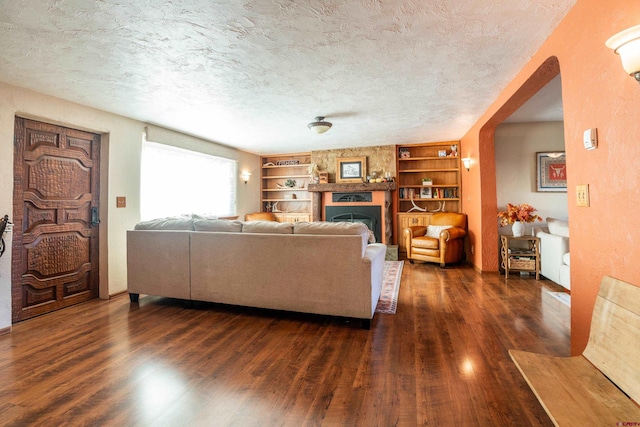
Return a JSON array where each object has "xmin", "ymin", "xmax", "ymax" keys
[
  {"xmin": 116, "ymin": 196, "xmax": 126, "ymax": 208},
  {"xmin": 576, "ymin": 184, "xmax": 589, "ymax": 207}
]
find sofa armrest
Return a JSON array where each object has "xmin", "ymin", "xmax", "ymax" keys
[
  {"xmin": 536, "ymin": 231, "xmax": 570, "ymax": 286},
  {"xmin": 533, "ymin": 226, "xmax": 549, "ymax": 236},
  {"xmin": 364, "ymin": 243, "xmax": 388, "ymax": 319},
  {"xmin": 364, "ymin": 242, "xmax": 386, "ymax": 262},
  {"xmin": 127, "ymin": 230, "xmax": 191, "ymax": 300}
]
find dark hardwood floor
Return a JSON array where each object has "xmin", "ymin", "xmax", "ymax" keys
[{"xmin": 0, "ymin": 262, "xmax": 569, "ymax": 426}]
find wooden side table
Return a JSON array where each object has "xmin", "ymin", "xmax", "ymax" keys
[{"xmin": 500, "ymin": 235, "xmax": 540, "ymax": 279}]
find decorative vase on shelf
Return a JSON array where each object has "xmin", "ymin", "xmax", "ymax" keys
[{"xmin": 512, "ymin": 221, "xmax": 525, "ymax": 237}]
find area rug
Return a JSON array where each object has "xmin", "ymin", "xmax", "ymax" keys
[
  {"xmin": 376, "ymin": 260, "xmax": 404, "ymax": 314},
  {"xmin": 546, "ymin": 291, "xmax": 571, "ymax": 307}
]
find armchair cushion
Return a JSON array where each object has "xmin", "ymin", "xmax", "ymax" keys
[{"xmin": 412, "ymin": 236, "xmax": 439, "ymax": 250}]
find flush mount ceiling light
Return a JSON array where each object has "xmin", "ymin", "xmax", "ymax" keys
[
  {"xmin": 307, "ymin": 116, "xmax": 332, "ymax": 134},
  {"xmin": 606, "ymin": 24, "xmax": 640, "ymax": 83}
]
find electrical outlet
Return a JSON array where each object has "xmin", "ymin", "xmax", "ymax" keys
[
  {"xmin": 116, "ymin": 197, "xmax": 126, "ymax": 208},
  {"xmin": 576, "ymin": 184, "xmax": 589, "ymax": 207}
]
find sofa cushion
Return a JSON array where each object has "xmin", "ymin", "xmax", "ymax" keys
[
  {"xmin": 193, "ymin": 219, "xmax": 243, "ymax": 232},
  {"xmin": 134, "ymin": 216, "xmax": 194, "ymax": 230},
  {"xmin": 562, "ymin": 252, "xmax": 570, "ymax": 266},
  {"xmin": 294, "ymin": 221, "xmax": 368, "ymax": 236},
  {"xmin": 294, "ymin": 221, "xmax": 372, "ymax": 251},
  {"xmin": 426, "ymin": 225, "xmax": 452, "ymax": 238},
  {"xmin": 242, "ymin": 220, "xmax": 294, "ymax": 234},
  {"xmin": 547, "ymin": 217, "xmax": 569, "ymax": 238},
  {"xmin": 191, "ymin": 213, "xmax": 219, "ymax": 220}
]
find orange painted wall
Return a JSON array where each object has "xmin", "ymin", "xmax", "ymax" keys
[{"xmin": 461, "ymin": 0, "xmax": 640, "ymax": 355}]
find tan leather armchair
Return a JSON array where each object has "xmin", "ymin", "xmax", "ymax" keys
[
  {"xmin": 403, "ymin": 212, "xmax": 467, "ymax": 267},
  {"xmin": 244, "ymin": 212, "xmax": 277, "ymax": 222}
]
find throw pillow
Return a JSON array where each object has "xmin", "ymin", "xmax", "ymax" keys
[{"xmin": 426, "ymin": 225, "xmax": 452, "ymax": 238}]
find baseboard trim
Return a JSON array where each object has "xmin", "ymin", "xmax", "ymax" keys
[
  {"xmin": 109, "ymin": 290, "xmax": 128, "ymax": 299},
  {"xmin": 0, "ymin": 326, "xmax": 11, "ymax": 336}
]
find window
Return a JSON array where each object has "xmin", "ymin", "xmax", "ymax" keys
[{"xmin": 141, "ymin": 141, "xmax": 237, "ymax": 220}]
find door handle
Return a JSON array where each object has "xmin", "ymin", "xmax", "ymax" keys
[{"xmin": 91, "ymin": 207, "xmax": 100, "ymax": 227}]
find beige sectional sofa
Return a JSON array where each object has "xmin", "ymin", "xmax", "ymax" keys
[{"xmin": 127, "ymin": 218, "xmax": 387, "ymax": 328}]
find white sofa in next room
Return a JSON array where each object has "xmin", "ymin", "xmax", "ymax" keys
[{"xmin": 534, "ymin": 217, "xmax": 570, "ymax": 290}]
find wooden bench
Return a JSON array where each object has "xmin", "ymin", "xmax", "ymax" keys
[{"xmin": 509, "ymin": 276, "xmax": 640, "ymax": 426}]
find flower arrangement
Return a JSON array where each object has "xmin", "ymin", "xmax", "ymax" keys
[{"xmin": 497, "ymin": 203, "xmax": 542, "ymax": 226}]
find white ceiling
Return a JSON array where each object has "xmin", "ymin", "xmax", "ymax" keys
[{"xmin": 0, "ymin": 0, "xmax": 573, "ymax": 154}]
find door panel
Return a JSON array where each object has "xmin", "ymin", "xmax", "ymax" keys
[{"xmin": 12, "ymin": 118, "xmax": 100, "ymax": 322}]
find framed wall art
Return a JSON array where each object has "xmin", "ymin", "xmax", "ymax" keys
[
  {"xmin": 537, "ymin": 152, "xmax": 567, "ymax": 192},
  {"xmin": 336, "ymin": 157, "xmax": 367, "ymax": 183}
]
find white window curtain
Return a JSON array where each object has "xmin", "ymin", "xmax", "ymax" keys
[{"xmin": 141, "ymin": 141, "xmax": 237, "ymax": 220}]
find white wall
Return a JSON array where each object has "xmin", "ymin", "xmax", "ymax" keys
[
  {"xmin": 495, "ymin": 122, "xmax": 568, "ymax": 236},
  {"xmin": 0, "ymin": 82, "xmax": 260, "ymax": 331}
]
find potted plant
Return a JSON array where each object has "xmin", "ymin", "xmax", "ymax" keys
[{"xmin": 422, "ymin": 178, "xmax": 433, "ymax": 186}]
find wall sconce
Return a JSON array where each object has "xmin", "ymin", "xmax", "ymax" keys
[
  {"xmin": 462, "ymin": 158, "xmax": 471, "ymax": 171},
  {"xmin": 240, "ymin": 171, "xmax": 251, "ymax": 184},
  {"xmin": 606, "ymin": 24, "xmax": 640, "ymax": 83}
]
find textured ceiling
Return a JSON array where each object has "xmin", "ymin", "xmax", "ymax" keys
[{"xmin": 0, "ymin": 0, "xmax": 574, "ymax": 154}]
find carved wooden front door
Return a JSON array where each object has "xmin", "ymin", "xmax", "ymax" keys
[{"xmin": 12, "ymin": 118, "xmax": 100, "ymax": 322}]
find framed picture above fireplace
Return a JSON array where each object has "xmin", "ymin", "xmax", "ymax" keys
[{"xmin": 336, "ymin": 157, "xmax": 367, "ymax": 183}]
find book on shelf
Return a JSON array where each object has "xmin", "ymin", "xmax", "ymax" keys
[{"xmin": 442, "ymin": 188, "xmax": 458, "ymax": 198}]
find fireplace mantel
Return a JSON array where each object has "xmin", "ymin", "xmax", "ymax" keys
[{"xmin": 307, "ymin": 182, "xmax": 396, "ymax": 193}]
